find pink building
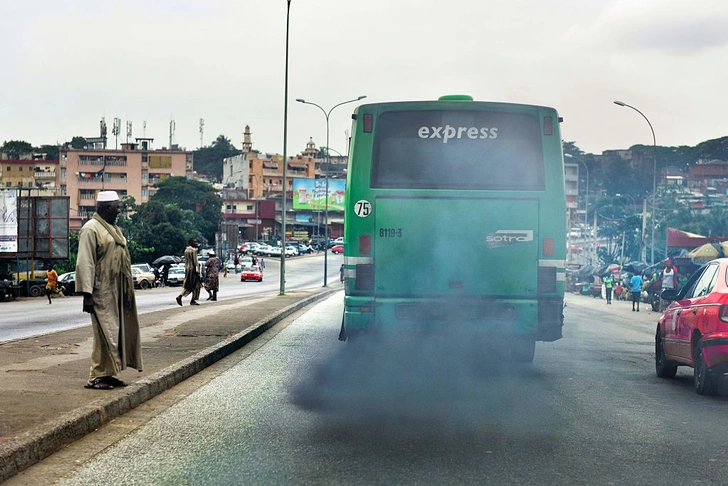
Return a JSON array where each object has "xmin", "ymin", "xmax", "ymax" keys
[{"xmin": 60, "ymin": 139, "xmax": 193, "ymax": 230}]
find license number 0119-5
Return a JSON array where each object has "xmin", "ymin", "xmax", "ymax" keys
[{"xmin": 380, "ymin": 228, "xmax": 402, "ymax": 237}]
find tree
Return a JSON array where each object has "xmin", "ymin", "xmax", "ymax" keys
[
  {"xmin": 150, "ymin": 176, "xmax": 222, "ymax": 244},
  {"xmin": 1, "ymin": 140, "xmax": 33, "ymax": 158},
  {"xmin": 70, "ymin": 136, "xmax": 87, "ymax": 149},
  {"xmin": 35, "ymin": 144, "xmax": 59, "ymax": 160},
  {"xmin": 193, "ymin": 135, "xmax": 241, "ymax": 182}
]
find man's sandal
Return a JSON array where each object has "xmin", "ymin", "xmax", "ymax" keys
[
  {"xmin": 84, "ymin": 377, "xmax": 114, "ymax": 390},
  {"xmin": 102, "ymin": 376, "xmax": 128, "ymax": 387}
]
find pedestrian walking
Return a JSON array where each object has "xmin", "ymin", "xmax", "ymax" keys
[
  {"xmin": 604, "ymin": 274, "xmax": 613, "ymax": 304},
  {"xmin": 176, "ymin": 238, "xmax": 202, "ymax": 306},
  {"xmin": 76, "ymin": 190, "xmax": 142, "ymax": 390},
  {"xmin": 630, "ymin": 273, "xmax": 643, "ymax": 312},
  {"xmin": 340, "ymin": 263, "xmax": 345, "ymax": 283},
  {"xmin": 45, "ymin": 263, "xmax": 60, "ymax": 304},
  {"xmin": 660, "ymin": 259, "xmax": 678, "ymax": 311},
  {"xmin": 260, "ymin": 258, "xmax": 265, "ymax": 270},
  {"xmin": 204, "ymin": 251, "xmax": 221, "ymax": 301}
]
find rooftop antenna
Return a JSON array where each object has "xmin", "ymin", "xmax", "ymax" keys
[
  {"xmin": 199, "ymin": 118, "xmax": 204, "ymax": 148},
  {"xmin": 143, "ymin": 120, "xmax": 147, "ymax": 137},
  {"xmin": 112, "ymin": 117, "xmax": 121, "ymax": 149},
  {"xmin": 126, "ymin": 120, "xmax": 132, "ymax": 144},
  {"xmin": 100, "ymin": 117, "xmax": 108, "ymax": 149},
  {"xmin": 169, "ymin": 118, "xmax": 176, "ymax": 148}
]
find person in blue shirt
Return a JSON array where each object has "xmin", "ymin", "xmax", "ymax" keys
[{"xmin": 630, "ymin": 273, "xmax": 643, "ymax": 312}]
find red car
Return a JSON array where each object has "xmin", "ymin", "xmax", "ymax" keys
[
  {"xmin": 656, "ymin": 258, "xmax": 728, "ymax": 395},
  {"xmin": 240, "ymin": 265, "xmax": 263, "ymax": 282},
  {"xmin": 331, "ymin": 245, "xmax": 344, "ymax": 254}
]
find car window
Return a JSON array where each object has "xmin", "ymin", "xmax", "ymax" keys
[{"xmin": 688, "ymin": 263, "xmax": 719, "ymax": 299}]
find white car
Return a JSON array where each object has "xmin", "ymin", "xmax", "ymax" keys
[
  {"xmin": 285, "ymin": 246, "xmax": 299, "ymax": 257},
  {"xmin": 334, "ymin": 237, "xmax": 344, "ymax": 244}
]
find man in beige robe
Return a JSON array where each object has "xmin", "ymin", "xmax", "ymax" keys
[
  {"xmin": 176, "ymin": 238, "xmax": 201, "ymax": 306},
  {"xmin": 76, "ymin": 190, "xmax": 143, "ymax": 390}
]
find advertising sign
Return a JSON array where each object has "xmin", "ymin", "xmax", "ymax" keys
[
  {"xmin": 0, "ymin": 190, "xmax": 18, "ymax": 252},
  {"xmin": 292, "ymin": 178, "xmax": 346, "ymax": 211}
]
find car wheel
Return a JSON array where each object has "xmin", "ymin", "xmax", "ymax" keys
[
  {"xmin": 511, "ymin": 339, "xmax": 535, "ymax": 363},
  {"xmin": 139, "ymin": 280, "xmax": 149, "ymax": 290},
  {"xmin": 694, "ymin": 339, "xmax": 716, "ymax": 395},
  {"xmin": 655, "ymin": 331, "xmax": 678, "ymax": 378},
  {"xmin": 29, "ymin": 285, "xmax": 44, "ymax": 297}
]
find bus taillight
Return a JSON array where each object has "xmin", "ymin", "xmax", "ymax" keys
[
  {"xmin": 359, "ymin": 235, "xmax": 371, "ymax": 254},
  {"xmin": 543, "ymin": 238, "xmax": 555, "ymax": 256},
  {"xmin": 363, "ymin": 114, "xmax": 373, "ymax": 133},
  {"xmin": 543, "ymin": 116, "xmax": 553, "ymax": 135}
]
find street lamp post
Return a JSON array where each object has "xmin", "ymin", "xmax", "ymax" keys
[
  {"xmin": 296, "ymin": 95, "xmax": 366, "ymax": 287},
  {"xmin": 614, "ymin": 100, "xmax": 657, "ymax": 264},
  {"xmin": 279, "ymin": 0, "xmax": 291, "ymax": 295}
]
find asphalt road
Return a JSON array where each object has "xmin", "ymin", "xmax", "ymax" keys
[
  {"xmin": 14, "ymin": 292, "xmax": 728, "ymax": 485},
  {"xmin": 0, "ymin": 252, "xmax": 342, "ymax": 343}
]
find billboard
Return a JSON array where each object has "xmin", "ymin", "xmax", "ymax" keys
[
  {"xmin": 292, "ymin": 178, "xmax": 346, "ymax": 211},
  {"xmin": 0, "ymin": 190, "xmax": 18, "ymax": 252}
]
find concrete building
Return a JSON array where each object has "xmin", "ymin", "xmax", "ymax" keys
[
  {"xmin": 1, "ymin": 158, "xmax": 60, "ymax": 196},
  {"xmin": 60, "ymin": 139, "xmax": 193, "ymax": 230}
]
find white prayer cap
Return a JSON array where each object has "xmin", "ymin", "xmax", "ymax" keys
[
  {"xmin": 208, "ymin": 251, "xmax": 215, "ymax": 256},
  {"xmin": 97, "ymin": 191, "xmax": 120, "ymax": 202}
]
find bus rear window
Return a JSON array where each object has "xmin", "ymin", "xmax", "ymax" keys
[{"xmin": 371, "ymin": 110, "xmax": 545, "ymax": 190}]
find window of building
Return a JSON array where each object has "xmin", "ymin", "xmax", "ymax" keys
[
  {"xmin": 6, "ymin": 166, "xmax": 10, "ymax": 171},
  {"xmin": 226, "ymin": 205, "xmax": 232, "ymax": 211},
  {"xmin": 5, "ymin": 182, "xmax": 10, "ymax": 187},
  {"xmin": 142, "ymin": 154, "xmax": 148, "ymax": 162},
  {"xmin": 18, "ymin": 166, "xmax": 23, "ymax": 172},
  {"xmin": 18, "ymin": 182, "xmax": 23, "ymax": 188},
  {"xmin": 142, "ymin": 188, "xmax": 148, "ymax": 197},
  {"xmin": 105, "ymin": 173, "xmax": 112, "ymax": 181},
  {"xmin": 61, "ymin": 169, "xmax": 66, "ymax": 179}
]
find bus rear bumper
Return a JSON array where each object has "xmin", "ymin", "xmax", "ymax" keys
[{"xmin": 343, "ymin": 296, "xmax": 563, "ymax": 342}]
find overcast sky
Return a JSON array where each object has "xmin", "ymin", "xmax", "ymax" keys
[{"xmin": 2, "ymin": 0, "xmax": 727, "ymax": 157}]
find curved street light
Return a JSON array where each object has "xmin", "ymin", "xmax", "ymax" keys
[
  {"xmin": 279, "ymin": 0, "xmax": 292, "ymax": 296},
  {"xmin": 296, "ymin": 95, "xmax": 367, "ymax": 287},
  {"xmin": 614, "ymin": 100, "xmax": 658, "ymax": 264}
]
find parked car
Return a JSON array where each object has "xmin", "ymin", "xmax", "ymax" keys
[
  {"xmin": 58, "ymin": 272, "xmax": 76, "ymax": 296},
  {"xmin": 240, "ymin": 265, "xmax": 263, "ymax": 282},
  {"xmin": 334, "ymin": 237, "xmax": 344, "ymax": 244},
  {"xmin": 285, "ymin": 246, "xmax": 298, "ymax": 257},
  {"xmin": 166, "ymin": 266, "xmax": 185, "ymax": 286},
  {"xmin": 267, "ymin": 246, "xmax": 282, "ymax": 257},
  {"xmin": 656, "ymin": 258, "xmax": 727, "ymax": 395},
  {"xmin": 255, "ymin": 245, "xmax": 273, "ymax": 256},
  {"xmin": 132, "ymin": 263, "xmax": 152, "ymax": 273},
  {"xmin": 132, "ymin": 267, "xmax": 156, "ymax": 289},
  {"xmin": 331, "ymin": 244, "xmax": 344, "ymax": 254}
]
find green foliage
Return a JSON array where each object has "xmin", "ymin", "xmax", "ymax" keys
[
  {"xmin": 193, "ymin": 135, "xmax": 241, "ymax": 182},
  {"xmin": 151, "ymin": 177, "xmax": 222, "ymax": 243},
  {"xmin": 1, "ymin": 140, "xmax": 33, "ymax": 158},
  {"xmin": 36, "ymin": 144, "xmax": 59, "ymax": 160},
  {"xmin": 70, "ymin": 136, "xmax": 87, "ymax": 149}
]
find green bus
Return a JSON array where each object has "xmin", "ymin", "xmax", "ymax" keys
[{"xmin": 340, "ymin": 95, "xmax": 566, "ymax": 362}]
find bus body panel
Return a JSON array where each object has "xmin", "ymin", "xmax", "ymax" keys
[
  {"xmin": 342, "ymin": 98, "xmax": 565, "ymax": 349},
  {"xmin": 374, "ymin": 196, "xmax": 539, "ymax": 298}
]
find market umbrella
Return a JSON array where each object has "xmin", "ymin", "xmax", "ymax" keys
[
  {"xmin": 622, "ymin": 261, "xmax": 648, "ymax": 274},
  {"xmin": 152, "ymin": 255, "xmax": 182, "ymax": 267},
  {"xmin": 686, "ymin": 242, "xmax": 728, "ymax": 264}
]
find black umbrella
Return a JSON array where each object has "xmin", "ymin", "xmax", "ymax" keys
[{"xmin": 152, "ymin": 255, "xmax": 182, "ymax": 267}]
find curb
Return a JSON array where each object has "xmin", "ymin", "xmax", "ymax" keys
[{"xmin": 0, "ymin": 288, "xmax": 339, "ymax": 483}]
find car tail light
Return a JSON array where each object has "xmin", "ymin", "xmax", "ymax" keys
[{"xmin": 720, "ymin": 305, "xmax": 728, "ymax": 323}]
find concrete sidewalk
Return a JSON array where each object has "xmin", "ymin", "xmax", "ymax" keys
[{"xmin": 0, "ymin": 287, "xmax": 339, "ymax": 482}]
